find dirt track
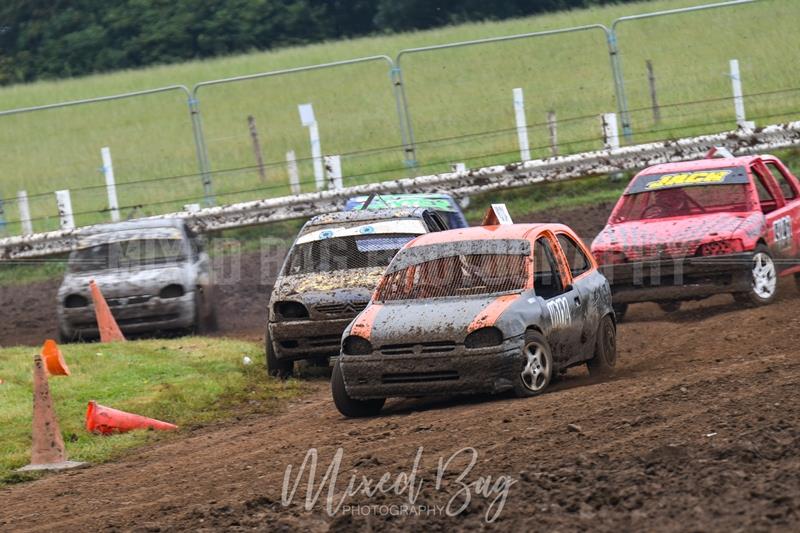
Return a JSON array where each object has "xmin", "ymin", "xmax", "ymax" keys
[
  {"xmin": 1, "ymin": 286, "xmax": 799, "ymax": 530},
  {"xmin": 2, "ymin": 203, "xmax": 799, "ymax": 530}
]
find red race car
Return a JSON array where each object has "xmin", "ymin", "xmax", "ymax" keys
[{"xmin": 591, "ymin": 153, "xmax": 800, "ymax": 318}]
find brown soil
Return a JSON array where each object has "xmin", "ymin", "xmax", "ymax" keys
[
  {"xmin": 1, "ymin": 286, "xmax": 799, "ymax": 531},
  {"xmin": 2, "ymin": 205, "xmax": 799, "ymax": 531}
]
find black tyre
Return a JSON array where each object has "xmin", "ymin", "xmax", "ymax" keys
[
  {"xmin": 658, "ymin": 301, "xmax": 681, "ymax": 314},
  {"xmin": 612, "ymin": 303, "xmax": 628, "ymax": 322},
  {"xmin": 331, "ymin": 361, "xmax": 384, "ymax": 417},
  {"xmin": 587, "ymin": 315, "xmax": 617, "ymax": 377},
  {"xmin": 733, "ymin": 245, "xmax": 778, "ymax": 307},
  {"xmin": 58, "ymin": 326, "xmax": 75, "ymax": 344},
  {"xmin": 513, "ymin": 330, "xmax": 554, "ymax": 398},
  {"xmin": 265, "ymin": 328, "xmax": 293, "ymax": 379}
]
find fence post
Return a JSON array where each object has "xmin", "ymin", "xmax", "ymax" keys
[
  {"xmin": 512, "ymin": 88, "xmax": 531, "ymax": 161},
  {"xmin": 298, "ymin": 103, "xmax": 324, "ymax": 190},
  {"xmin": 451, "ymin": 163, "xmax": 467, "ymax": 173},
  {"xmin": 0, "ymin": 198, "xmax": 6, "ymax": 235},
  {"xmin": 55, "ymin": 190, "xmax": 75, "ymax": 230},
  {"xmin": 286, "ymin": 150, "xmax": 301, "ymax": 195},
  {"xmin": 390, "ymin": 65, "xmax": 418, "ymax": 168},
  {"xmin": 100, "ymin": 147, "xmax": 120, "ymax": 222},
  {"xmin": 602, "ymin": 113, "xmax": 620, "ymax": 150},
  {"xmin": 247, "ymin": 115, "xmax": 267, "ymax": 182},
  {"xmin": 729, "ymin": 59, "xmax": 754, "ymax": 129},
  {"xmin": 325, "ymin": 155, "xmax": 343, "ymax": 190},
  {"xmin": 646, "ymin": 60, "xmax": 661, "ymax": 124},
  {"xmin": 17, "ymin": 191, "xmax": 32, "ymax": 235},
  {"xmin": 605, "ymin": 28, "xmax": 633, "ymax": 142},
  {"xmin": 547, "ymin": 111, "xmax": 558, "ymax": 156},
  {"xmin": 187, "ymin": 96, "xmax": 215, "ymax": 206}
]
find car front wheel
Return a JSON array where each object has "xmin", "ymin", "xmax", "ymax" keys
[
  {"xmin": 331, "ymin": 362, "xmax": 384, "ymax": 417},
  {"xmin": 265, "ymin": 328, "xmax": 293, "ymax": 379},
  {"xmin": 513, "ymin": 330, "xmax": 553, "ymax": 398},
  {"xmin": 734, "ymin": 245, "xmax": 778, "ymax": 306}
]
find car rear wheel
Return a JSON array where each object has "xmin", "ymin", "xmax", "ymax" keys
[
  {"xmin": 265, "ymin": 328, "xmax": 293, "ymax": 379},
  {"xmin": 734, "ymin": 245, "xmax": 778, "ymax": 307},
  {"xmin": 331, "ymin": 361, "xmax": 384, "ymax": 418},
  {"xmin": 513, "ymin": 330, "xmax": 553, "ymax": 398},
  {"xmin": 587, "ymin": 315, "xmax": 617, "ymax": 377}
]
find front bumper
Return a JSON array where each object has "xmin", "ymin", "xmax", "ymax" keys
[
  {"xmin": 339, "ymin": 339, "xmax": 524, "ymax": 400},
  {"xmin": 269, "ymin": 317, "xmax": 355, "ymax": 361},
  {"xmin": 59, "ymin": 292, "xmax": 196, "ymax": 338},
  {"xmin": 599, "ymin": 252, "xmax": 754, "ymax": 304}
]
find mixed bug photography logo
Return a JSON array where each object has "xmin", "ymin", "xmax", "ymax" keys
[{"xmin": 281, "ymin": 446, "xmax": 516, "ymax": 523}]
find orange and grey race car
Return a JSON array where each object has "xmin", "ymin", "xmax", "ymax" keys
[{"xmin": 331, "ymin": 219, "xmax": 617, "ymax": 417}]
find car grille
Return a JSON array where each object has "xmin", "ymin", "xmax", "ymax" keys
[
  {"xmin": 382, "ymin": 371, "xmax": 459, "ymax": 384},
  {"xmin": 623, "ymin": 242, "xmax": 699, "ymax": 262},
  {"xmin": 380, "ymin": 341, "xmax": 457, "ymax": 356},
  {"xmin": 107, "ymin": 295, "xmax": 153, "ymax": 307},
  {"xmin": 314, "ymin": 301, "xmax": 369, "ymax": 317}
]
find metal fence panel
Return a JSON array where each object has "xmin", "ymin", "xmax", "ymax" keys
[
  {"xmin": 614, "ymin": 0, "xmax": 800, "ymax": 142},
  {"xmin": 0, "ymin": 86, "xmax": 202, "ymax": 234},
  {"xmin": 191, "ymin": 56, "xmax": 407, "ymax": 207}
]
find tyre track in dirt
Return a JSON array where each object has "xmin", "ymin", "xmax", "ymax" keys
[{"xmin": 1, "ymin": 288, "xmax": 798, "ymax": 531}]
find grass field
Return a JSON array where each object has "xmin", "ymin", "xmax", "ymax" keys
[
  {"xmin": 0, "ymin": 338, "xmax": 300, "ymax": 485},
  {"xmin": 0, "ymin": 0, "xmax": 798, "ymax": 235}
]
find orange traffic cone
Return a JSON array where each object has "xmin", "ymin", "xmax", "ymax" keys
[
  {"xmin": 85, "ymin": 401, "xmax": 178, "ymax": 435},
  {"xmin": 89, "ymin": 280, "xmax": 126, "ymax": 343},
  {"xmin": 17, "ymin": 355, "xmax": 85, "ymax": 472},
  {"xmin": 41, "ymin": 339, "xmax": 70, "ymax": 376}
]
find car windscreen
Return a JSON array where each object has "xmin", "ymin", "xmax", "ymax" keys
[
  {"xmin": 375, "ymin": 239, "xmax": 531, "ymax": 301},
  {"xmin": 611, "ymin": 184, "xmax": 752, "ymax": 223},
  {"xmin": 69, "ymin": 238, "xmax": 187, "ymax": 272},
  {"xmin": 283, "ymin": 235, "xmax": 418, "ymax": 275},
  {"xmin": 612, "ymin": 167, "xmax": 753, "ymax": 222}
]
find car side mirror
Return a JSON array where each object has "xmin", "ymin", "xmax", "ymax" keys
[{"xmin": 564, "ymin": 283, "xmax": 575, "ymax": 292}]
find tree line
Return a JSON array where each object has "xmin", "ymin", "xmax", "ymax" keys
[{"xmin": 0, "ymin": 0, "xmax": 636, "ymax": 85}]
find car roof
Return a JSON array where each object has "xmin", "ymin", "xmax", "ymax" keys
[
  {"xmin": 307, "ymin": 208, "xmax": 430, "ymax": 226},
  {"xmin": 405, "ymin": 223, "xmax": 572, "ymax": 247},
  {"xmin": 639, "ymin": 155, "xmax": 762, "ymax": 175}
]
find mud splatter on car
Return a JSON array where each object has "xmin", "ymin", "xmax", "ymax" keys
[{"xmin": 266, "ymin": 208, "xmax": 448, "ymax": 377}]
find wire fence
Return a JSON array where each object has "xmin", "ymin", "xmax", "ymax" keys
[{"xmin": 0, "ymin": 0, "xmax": 797, "ymax": 236}]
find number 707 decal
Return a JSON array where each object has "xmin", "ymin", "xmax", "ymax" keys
[{"xmin": 773, "ymin": 216, "xmax": 792, "ymax": 248}]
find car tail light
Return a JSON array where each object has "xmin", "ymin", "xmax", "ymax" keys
[
  {"xmin": 696, "ymin": 239, "xmax": 744, "ymax": 256},
  {"xmin": 593, "ymin": 250, "xmax": 627, "ymax": 265},
  {"xmin": 274, "ymin": 301, "xmax": 309, "ymax": 319},
  {"xmin": 64, "ymin": 294, "xmax": 89, "ymax": 308},
  {"xmin": 464, "ymin": 327, "xmax": 503, "ymax": 349},
  {"xmin": 342, "ymin": 335, "xmax": 372, "ymax": 355}
]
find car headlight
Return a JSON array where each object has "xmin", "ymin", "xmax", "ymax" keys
[
  {"xmin": 696, "ymin": 239, "xmax": 744, "ymax": 256},
  {"xmin": 342, "ymin": 335, "xmax": 373, "ymax": 355},
  {"xmin": 64, "ymin": 294, "xmax": 89, "ymax": 308},
  {"xmin": 464, "ymin": 327, "xmax": 503, "ymax": 349},
  {"xmin": 159, "ymin": 284, "xmax": 185, "ymax": 299},
  {"xmin": 274, "ymin": 301, "xmax": 309, "ymax": 320}
]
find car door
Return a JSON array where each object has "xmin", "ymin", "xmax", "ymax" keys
[
  {"xmin": 760, "ymin": 158, "xmax": 800, "ymax": 267},
  {"xmin": 751, "ymin": 160, "xmax": 795, "ymax": 263},
  {"xmin": 532, "ymin": 232, "xmax": 583, "ymax": 367},
  {"xmin": 555, "ymin": 231, "xmax": 601, "ymax": 364}
]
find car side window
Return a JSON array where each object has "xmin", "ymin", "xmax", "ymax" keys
[
  {"xmin": 557, "ymin": 233, "xmax": 591, "ymax": 278},
  {"xmin": 422, "ymin": 211, "xmax": 448, "ymax": 232},
  {"xmin": 752, "ymin": 165, "xmax": 778, "ymax": 214},
  {"xmin": 765, "ymin": 162, "xmax": 798, "ymax": 201},
  {"xmin": 533, "ymin": 238, "xmax": 565, "ymax": 299}
]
